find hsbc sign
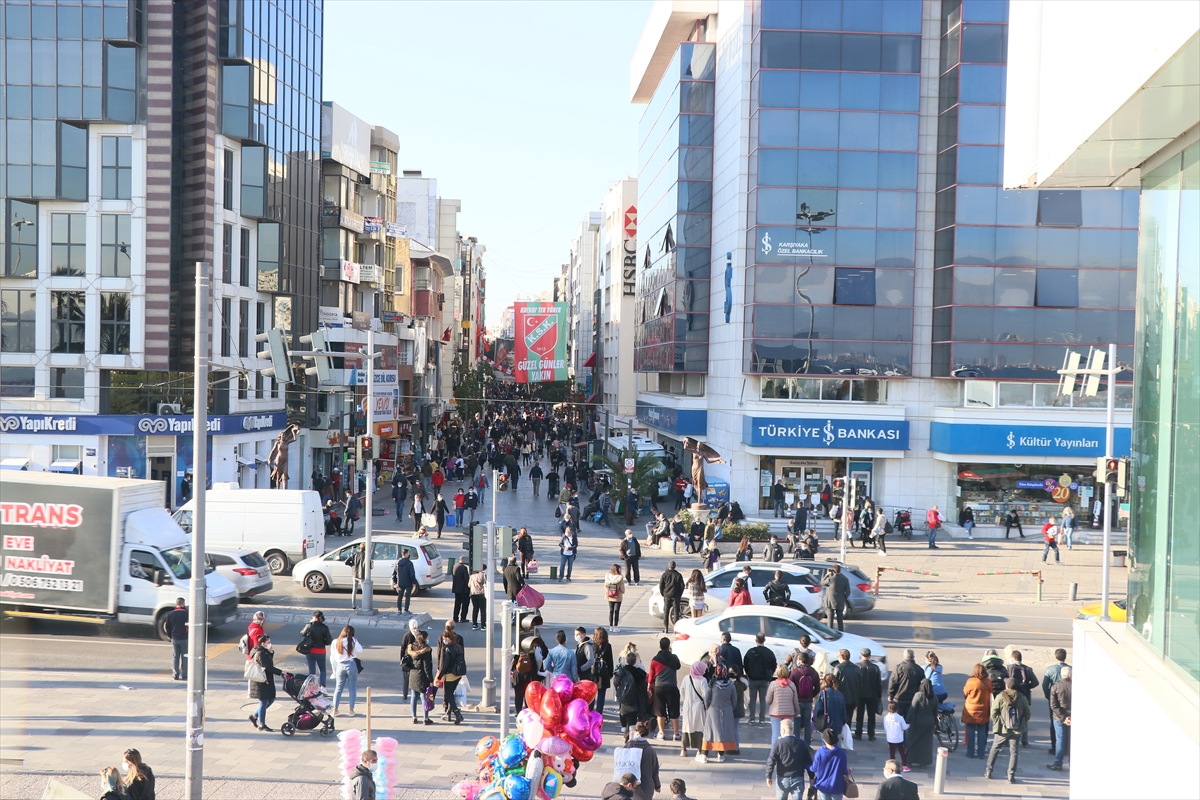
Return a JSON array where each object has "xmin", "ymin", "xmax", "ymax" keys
[{"xmin": 622, "ymin": 205, "xmax": 637, "ymax": 297}]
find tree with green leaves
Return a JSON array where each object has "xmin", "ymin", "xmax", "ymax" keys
[
  {"xmin": 597, "ymin": 450, "xmax": 664, "ymax": 509},
  {"xmin": 452, "ymin": 354, "xmax": 494, "ymax": 421}
]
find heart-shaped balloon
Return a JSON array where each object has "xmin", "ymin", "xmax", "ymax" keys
[
  {"xmin": 538, "ymin": 686, "xmax": 563, "ymax": 728},
  {"xmin": 549, "ymin": 673, "xmax": 575, "ymax": 707},
  {"xmin": 570, "ymin": 742, "xmax": 594, "ymax": 763},
  {"xmin": 535, "ymin": 735, "xmax": 571, "ymax": 757},
  {"xmin": 562, "ymin": 699, "xmax": 604, "ymax": 751},
  {"xmin": 570, "ymin": 680, "xmax": 598, "ymax": 704},
  {"xmin": 525, "ymin": 682, "xmax": 547, "ymax": 712}
]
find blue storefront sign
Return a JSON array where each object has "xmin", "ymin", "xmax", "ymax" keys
[
  {"xmin": 929, "ymin": 422, "xmax": 1131, "ymax": 458},
  {"xmin": 636, "ymin": 402, "xmax": 707, "ymax": 437},
  {"xmin": 0, "ymin": 412, "xmax": 287, "ymax": 437},
  {"xmin": 742, "ymin": 417, "xmax": 909, "ymax": 450}
]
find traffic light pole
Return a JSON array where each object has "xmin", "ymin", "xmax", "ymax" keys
[
  {"xmin": 481, "ymin": 469, "xmax": 499, "ymax": 711},
  {"xmin": 500, "ymin": 599, "xmax": 513, "ymax": 738},
  {"xmin": 1100, "ymin": 342, "xmax": 1115, "ymax": 622},
  {"xmin": 362, "ymin": 326, "xmax": 376, "ymax": 615}
]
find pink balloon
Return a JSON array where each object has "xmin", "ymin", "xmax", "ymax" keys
[
  {"xmin": 538, "ymin": 688, "xmax": 563, "ymax": 728},
  {"xmin": 561, "ymin": 699, "xmax": 603, "ymax": 751},
  {"xmin": 536, "ymin": 735, "xmax": 572, "ymax": 757},
  {"xmin": 549, "ymin": 674, "xmax": 575, "ymax": 707}
]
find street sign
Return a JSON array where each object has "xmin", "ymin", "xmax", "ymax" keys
[{"xmin": 623, "ymin": 457, "xmax": 635, "ymax": 474}]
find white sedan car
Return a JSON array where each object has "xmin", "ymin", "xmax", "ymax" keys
[
  {"xmin": 647, "ymin": 563, "xmax": 824, "ymax": 619},
  {"xmin": 291, "ymin": 535, "xmax": 446, "ymax": 593},
  {"xmin": 207, "ymin": 548, "xmax": 273, "ymax": 601},
  {"xmin": 671, "ymin": 605, "xmax": 888, "ymax": 677}
]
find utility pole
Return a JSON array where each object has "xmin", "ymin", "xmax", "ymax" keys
[
  {"xmin": 361, "ymin": 324, "xmax": 376, "ymax": 614},
  {"xmin": 481, "ymin": 468, "xmax": 499, "ymax": 710},
  {"xmin": 839, "ymin": 476, "xmax": 854, "ymax": 564},
  {"xmin": 500, "ymin": 599, "xmax": 514, "ymax": 737},
  {"xmin": 184, "ymin": 262, "xmax": 210, "ymax": 799}
]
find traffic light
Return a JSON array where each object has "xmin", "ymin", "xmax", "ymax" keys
[
  {"xmin": 1116, "ymin": 458, "xmax": 1129, "ymax": 498},
  {"xmin": 465, "ymin": 523, "xmax": 484, "ymax": 570},
  {"xmin": 496, "ymin": 525, "xmax": 514, "ymax": 559},
  {"xmin": 298, "ymin": 329, "xmax": 333, "ymax": 383},
  {"xmin": 1104, "ymin": 458, "xmax": 1119, "ymax": 483},
  {"xmin": 517, "ymin": 607, "xmax": 543, "ymax": 652},
  {"xmin": 359, "ymin": 435, "xmax": 376, "ymax": 460},
  {"xmin": 255, "ymin": 328, "xmax": 294, "ymax": 384}
]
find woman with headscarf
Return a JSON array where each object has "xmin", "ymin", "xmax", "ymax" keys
[
  {"xmin": 680, "ymin": 660, "xmax": 708, "ymax": 760},
  {"xmin": 905, "ymin": 677, "xmax": 937, "ymax": 768},
  {"xmin": 699, "ymin": 665, "xmax": 739, "ymax": 763}
]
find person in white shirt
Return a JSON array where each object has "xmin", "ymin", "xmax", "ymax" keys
[
  {"xmin": 332, "ymin": 624, "xmax": 364, "ymax": 717},
  {"xmin": 883, "ymin": 700, "xmax": 912, "ymax": 772}
]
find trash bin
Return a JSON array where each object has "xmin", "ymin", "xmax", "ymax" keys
[
  {"xmin": 1113, "ymin": 550, "xmax": 1127, "ymax": 567},
  {"xmin": 550, "ymin": 566, "xmax": 558, "ymax": 581}
]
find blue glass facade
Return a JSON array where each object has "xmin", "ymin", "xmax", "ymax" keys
[
  {"xmin": 634, "ymin": 42, "xmax": 714, "ymax": 373},
  {"xmin": 748, "ymin": 0, "xmax": 922, "ymax": 376},
  {"xmin": 931, "ymin": 0, "xmax": 1138, "ymax": 380}
]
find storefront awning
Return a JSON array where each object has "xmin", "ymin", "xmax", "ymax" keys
[
  {"xmin": 236, "ymin": 455, "xmax": 256, "ymax": 467},
  {"xmin": 0, "ymin": 458, "xmax": 30, "ymax": 471},
  {"xmin": 48, "ymin": 460, "xmax": 82, "ymax": 474},
  {"xmin": 583, "ymin": 352, "xmax": 596, "ymax": 368},
  {"xmin": 585, "ymin": 393, "xmax": 596, "ymax": 403}
]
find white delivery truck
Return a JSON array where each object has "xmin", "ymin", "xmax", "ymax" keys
[
  {"xmin": 174, "ymin": 486, "xmax": 324, "ymax": 575},
  {"xmin": 0, "ymin": 472, "xmax": 239, "ymax": 640}
]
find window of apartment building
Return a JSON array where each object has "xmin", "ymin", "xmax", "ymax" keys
[
  {"xmin": 5, "ymin": 200, "xmax": 39, "ymax": 278},
  {"xmin": 239, "ymin": 228, "xmax": 251, "ymax": 286},
  {"xmin": 223, "ymin": 149, "xmax": 235, "ymax": 210},
  {"xmin": 256, "ymin": 301, "xmax": 266, "ymax": 337},
  {"xmin": 100, "ymin": 136, "xmax": 132, "ymax": 199},
  {"xmin": 1035, "ymin": 268, "xmax": 1079, "ymax": 308},
  {"xmin": 833, "ymin": 267, "xmax": 876, "ymax": 306},
  {"xmin": 1, "ymin": 367, "xmax": 36, "ymax": 397},
  {"xmin": 238, "ymin": 299, "xmax": 249, "ymax": 356},
  {"xmin": 255, "ymin": 372, "xmax": 263, "ymax": 400},
  {"xmin": 58, "ymin": 122, "xmax": 88, "ymax": 201},
  {"xmin": 761, "ymin": 377, "xmax": 885, "ymax": 403},
  {"xmin": 99, "ymin": 291, "xmax": 130, "ymax": 355},
  {"xmin": 100, "ymin": 214, "xmax": 132, "ymax": 277},
  {"xmin": 220, "ymin": 297, "xmax": 232, "ymax": 357},
  {"xmin": 1037, "ymin": 190, "xmax": 1082, "ymax": 227},
  {"xmin": 257, "ymin": 222, "xmax": 279, "ymax": 292},
  {"xmin": 50, "ymin": 214, "xmax": 87, "ymax": 276},
  {"xmin": 222, "ymin": 224, "xmax": 233, "ymax": 284},
  {"xmin": 51, "ymin": 367, "xmax": 85, "ymax": 399},
  {"xmin": 104, "ymin": 44, "xmax": 137, "ymax": 123},
  {"xmin": 1, "ymin": 290, "xmax": 37, "ymax": 353},
  {"xmin": 238, "ymin": 373, "xmax": 248, "ymax": 400},
  {"xmin": 241, "ymin": 145, "xmax": 266, "ymax": 218},
  {"xmin": 51, "ymin": 291, "xmax": 86, "ymax": 353},
  {"xmin": 269, "ymin": 376, "xmax": 277, "ymax": 400}
]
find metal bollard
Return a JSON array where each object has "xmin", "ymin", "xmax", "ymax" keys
[
  {"xmin": 1069, "ymin": 582, "xmax": 1078, "ymax": 601},
  {"xmin": 934, "ymin": 746, "xmax": 948, "ymax": 794}
]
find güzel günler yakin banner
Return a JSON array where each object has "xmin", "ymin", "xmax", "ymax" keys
[{"xmin": 514, "ymin": 302, "xmax": 569, "ymax": 384}]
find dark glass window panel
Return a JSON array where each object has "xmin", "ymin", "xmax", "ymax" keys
[
  {"xmin": 959, "ymin": 64, "xmax": 1005, "ymax": 104},
  {"xmin": 958, "ymin": 104, "xmax": 1002, "ymax": 144},
  {"xmin": 801, "ymin": 32, "xmax": 841, "ymax": 70},
  {"xmin": 31, "ymin": 86, "xmax": 56, "ymax": 118},
  {"xmin": 960, "ymin": 23, "xmax": 1006, "ymax": 63},
  {"xmin": 933, "ymin": 307, "xmax": 952, "ymax": 341},
  {"xmin": 679, "ymin": 114, "xmax": 714, "ymax": 146},
  {"xmin": 6, "ymin": 200, "xmax": 39, "ymax": 278},
  {"xmin": 937, "ymin": 107, "xmax": 958, "ymax": 152},
  {"xmin": 1075, "ymin": 309, "xmax": 1118, "ymax": 345},
  {"xmin": 881, "ymin": 34, "xmax": 921, "ymax": 72},
  {"xmin": 761, "ymin": 0, "xmax": 802, "ymax": 29},
  {"xmin": 0, "ymin": 289, "xmax": 38, "ymax": 353},
  {"xmin": 843, "ymin": 0, "xmax": 882, "ymax": 31},
  {"xmin": 1079, "ymin": 190, "xmax": 1123, "ymax": 228},
  {"xmin": 753, "ymin": 266, "xmax": 795, "ymax": 303},
  {"xmin": 7, "ymin": 39, "xmax": 32, "ymax": 85},
  {"xmin": 962, "ymin": 0, "xmax": 1007, "ymax": 22},
  {"xmin": 106, "ymin": 44, "xmax": 136, "ymax": 91},
  {"xmin": 106, "ymin": 89, "xmax": 135, "ymax": 124},
  {"xmin": 941, "ymin": 25, "xmax": 961, "ymax": 74},
  {"xmin": 84, "ymin": 6, "xmax": 103, "ymax": 38},
  {"xmin": 50, "ymin": 213, "xmax": 86, "ymax": 276},
  {"xmin": 753, "ymin": 304, "xmax": 795, "ymax": 338},
  {"xmin": 51, "ymin": 368, "xmax": 85, "ymax": 399},
  {"xmin": 680, "ymin": 82, "xmax": 714, "ymax": 113},
  {"xmin": 58, "ymin": 86, "xmax": 82, "ymax": 119},
  {"xmin": 795, "ymin": 266, "xmax": 835, "ymax": 304},
  {"xmin": 1036, "ymin": 227, "xmax": 1079, "ymax": 266},
  {"xmin": 833, "ymin": 306, "xmax": 874, "ymax": 339},
  {"xmin": 883, "ymin": 0, "xmax": 922, "ymax": 33},
  {"xmin": 682, "ymin": 43, "xmax": 715, "ymax": 80},
  {"xmin": 799, "ymin": 71, "xmax": 839, "ymax": 109},
  {"xmin": 954, "ymin": 225, "xmax": 995, "ymax": 265},
  {"xmin": 222, "ymin": 224, "xmax": 234, "ymax": 283},
  {"xmin": 32, "ymin": 40, "xmax": 56, "ymax": 85},
  {"xmin": 835, "ymin": 267, "xmax": 876, "ymax": 306},
  {"xmin": 31, "ymin": 4, "xmax": 55, "ymax": 38},
  {"xmin": 83, "ymin": 88, "xmax": 102, "ymax": 119},
  {"xmin": 8, "ymin": 169, "xmax": 34, "ymax": 201},
  {"xmin": 757, "ymin": 188, "xmax": 798, "ymax": 224},
  {"xmin": 879, "ymin": 114, "xmax": 918, "ymax": 152},
  {"xmin": 875, "ymin": 267, "xmax": 914, "ymax": 305},
  {"xmin": 1037, "ymin": 190, "xmax": 1082, "ymax": 227},
  {"xmin": 839, "ymin": 112, "xmax": 880, "ymax": 150},
  {"xmin": 876, "ymin": 231, "xmax": 915, "ymax": 267},
  {"xmin": 798, "ymin": 149, "xmax": 838, "ymax": 186},
  {"xmin": 7, "ymin": 4, "xmax": 31, "ymax": 37},
  {"xmin": 878, "ymin": 191, "xmax": 916, "ymax": 228},
  {"xmin": 104, "ymin": 4, "xmax": 128, "ymax": 39},
  {"xmin": 953, "ymin": 306, "xmax": 993, "ymax": 340},
  {"xmin": 100, "ymin": 292, "xmax": 131, "ymax": 355},
  {"xmin": 1077, "ymin": 229, "xmax": 1122, "ymax": 269},
  {"xmin": 758, "ymin": 149, "xmax": 798, "ymax": 186},
  {"xmin": 1076, "ymin": 269, "xmax": 1120, "ymax": 308},
  {"xmin": 761, "ymin": 70, "xmax": 800, "ymax": 108},
  {"xmin": 834, "ymin": 228, "xmax": 875, "ymax": 265},
  {"xmin": 1117, "ymin": 310, "xmax": 1135, "ymax": 344},
  {"xmin": 798, "ymin": 110, "xmax": 839, "ymax": 148},
  {"xmin": 993, "ymin": 307, "xmax": 1035, "ymax": 342},
  {"xmin": 840, "ymin": 72, "xmax": 880, "ymax": 111},
  {"xmin": 101, "ymin": 214, "xmax": 132, "ymax": 277},
  {"xmin": 954, "ymin": 266, "xmax": 993, "ymax": 304},
  {"xmin": 956, "ymin": 144, "xmax": 1001, "ymax": 184},
  {"xmin": 1034, "ymin": 308, "xmax": 1077, "ymax": 342},
  {"xmin": 51, "ymin": 291, "xmax": 86, "ymax": 353},
  {"xmin": 759, "ymin": 110, "xmax": 798, "ymax": 146},
  {"xmin": 935, "ymin": 228, "xmax": 955, "ymax": 268},
  {"xmin": 874, "ymin": 307, "xmax": 913, "ymax": 340},
  {"xmin": 880, "ymin": 73, "xmax": 920, "ymax": 111},
  {"xmin": 939, "ymin": 66, "xmax": 959, "ymax": 114},
  {"xmin": 841, "ymin": 34, "xmax": 882, "ymax": 72},
  {"xmin": 994, "ymin": 226, "xmax": 1036, "ymax": 266},
  {"xmin": 956, "ymin": 185, "xmax": 996, "ymax": 224},
  {"xmin": 678, "ymin": 246, "xmax": 710, "ymax": 278},
  {"xmin": 1035, "ymin": 268, "xmax": 1079, "ymax": 307},
  {"xmin": 761, "ymin": 31, "xmax": 801, "ymax": 69},
  {"xmin": 678, "ymin": 180, "xmax": 713, "ymax": 213},
  {"xmin": 33, "ymin": 120, "xmax": 56, "ymax": 165},
  {"xmin": 679, "ymin": 147, "xmax": 713, "ymax": 181},
  {"xmin": 994, "ymin": 268, "xmax": 1035, "ymax": 305},
  {"xmin": 838, "ymin": 190, "xmax": 877, "ymax": 227},
  {"xmin": 33, "ymin": 167, "xmax": 57, "ymax": 198},
  {"xmin": 838, "ymin": 152, "xmax": 879, "ymax": 189},
  {"xmin": 802, "ymin": 0, "xmax": 841, "ymax": 30},
  {"xmin": 59, "ymin": 40, "xmax": 83, "ymax": 85},
  {"xmin": 8, "ymin": 120, "xmax": 32, "ymax": 165},
  {"xmin": 8, "ymin": 86, "xmax": 32, "ymax": 118},
  {"xmin": 797, "ymin": 188, "xmax": 838, "ymax": 221},
  {"xmin": 677, "ymin": 213, "xmax": 711, "ymax": 248}
]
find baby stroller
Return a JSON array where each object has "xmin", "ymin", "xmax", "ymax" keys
[{"xmin": 279, "ymin": 672, "xmax": 335, "ymax": 737}]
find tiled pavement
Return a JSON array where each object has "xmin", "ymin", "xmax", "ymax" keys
[{"xmin": 1, "ymin": 454, "xmax": 1090, "ymax": 798}]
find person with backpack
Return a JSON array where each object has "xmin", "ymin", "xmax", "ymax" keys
[
  {"xmin": 436, "ymin": 627, "xmax": 467, "ymax": 725},
  {"xmin": 743, "ymin": 633, "xmax": 777, "ymax": 727},
  {"xmin": 604, "ymin": 564, "xmax": 627, "ymax": 631},
  {"xmin": 789, "ymin": 650, "xmax": 821, "ymax": 745},
  {"xmin": 855, "ymin": 647, "xmax": 882, "ymax": 741},
  {"xmin": 657, "ymin": 561, "xmax": 685, "ymax": 632},
  {"xmin": 925, "ymin": 504, "xmax": 942, "ymax": 549},
  {"xmin": 1047, "ymin": 666, "xmax": 1072, "ymax": 772},
  {"xmin": 557, "ymin": 525, "xmax": 578, "ymax": 581},
  {"xmin": 614, "ymin": 652, "xmax": 650, "ymax": 743},
  {"xmin": 982, "ymin": 649, "xmax": 1009, "ymax": 698},
  {"xmin": 764, "ymin": 570, "xmax": 792, "ymax": 607},
  {"xmin": 574, "ymin": 626, "xmax": 597, "ymax": 684},
  {"xmin": 985, "ymin": 678, "xmax": 1030, "ymax": 784},
  {"xmin": 299, "ymin": 610, "xmax": 333, "ymax": 690},
  {"xmin": 618, "ymin": 721, "xmax": 661, "ymax": 800},
  {"xmin": 873, "ymin": 508, "xmax": 890, "ymax": 555},
  {"xmin": 1007, "ymin": 649, "xmax": 1038, "ymax": 747},
  {"xmin": 647, "ymin": 637, "xmax": 682, "ymax": 743}
]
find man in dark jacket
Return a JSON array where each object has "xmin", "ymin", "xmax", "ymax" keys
[
  {"xmin": 717, "ymin": 631, "xmax": 744, "ymax": 675},
  {"xmin": 743, "ymin": 632, "xmax": 777, "ymax": 725},
  {"xmin": 875, "ymin": 759, "xmax": 920, "ymax": 799},
  {"xmin": 165, "ymin": 597, "xmax": 188, "ymax": 680},
  {"xmin": 1008, "ymin": 649, "xmax": 1038, "ymax": 746},
  {"xmin": 1042, "ymin": 648, "xmax": 1071, "ymax": 756},
  {"xmin": 647, "ymin": 637, "xmax": 681, "ymax": 741},
  {"xmin": 348, "ymin": 543, "xmax": 371, "ymax": 610},
  {"xmin": 764, "ymin": 570, "xmax": 792, "ymax": 606},
  {"xmin": 620, "ymin": 529, "xmax": 642, "ymax": 585},
  {"xmin": 821, "ymin": 565, "xmax": 852, "ymax": 631},
  {"xmin": 982, "ymin": 649, "xmax": 1009, "ymax": 697},
  {"xmin": 601, "ymin": 774, "xmax": 639, "ymax": 800},
  {"xmin": 1047, "ymin": 667, "xmax": 1072, "ymax": 771},
  {"xmin": 856, "ymin": 647, "xmax": 883, "ymax": 740},
  {"xmin": 762, "ymin": 536, "xmax": 784, "ymax": 562},
  {"xmin": 613, "ymin": 653, "xmax": 649, "ymax": 742},
  {"xmin": 657, "ymin": 561, "xmax": 685, "ymax": 631},
  {"xmin": 350, "ymin": 749, "xmax": 378, "ymax": 800},
  {"xmin": 765, "ymin": 718, "xmax": 812, "ymax": 797},
  {"xmin": 831, "ymin": 648, "xmax": 862, "ymax": 715},
  {"xmin": 772, "ymin": 479, "xmax": 787, "ymax": 517},
  {"xmin": 624, "ymin": 721, "xmax": 662, "ymax": 800},
  {"xmin": 391, "ymin": 551, "xmax": 417, "ymax": 613},
  {"xmin": 502, "ymin": 556, "xmax": 525, "ymax": 601},
  {"xmin": 451, "ymin": 558, "xmax": 471, "ymax": 623},
  {"xmin": 888, "ymin": 649, "xmax": 924, "ymax": 718}
]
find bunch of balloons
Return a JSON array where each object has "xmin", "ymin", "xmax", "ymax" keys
[
  {"xmin": 451, "ymin": 676, "xmax": 603, "ymax": 800},
  {"xmin": 338, "ymin": 729, "xmax": 399, "ymax": 800}
]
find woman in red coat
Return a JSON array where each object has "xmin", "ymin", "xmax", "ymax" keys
[{"xmin": 729, "ymin": 578, "xmax": 753, "ymax": 607}]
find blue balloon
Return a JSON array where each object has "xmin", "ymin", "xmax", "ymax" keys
[
  {"xmin": 498, "ymin": 734, "xmax": 529, "ymax": 769},
  {"xmin": 503, "ymin": 774, "xmax": 532, "ymax": 800}
]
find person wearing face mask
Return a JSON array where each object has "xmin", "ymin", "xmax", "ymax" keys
[
  {"xmin": 875, "ymin": 759, "xmax": 921, "ymax": 800},
  {"xmin": 350, "ymin": 749, "xmax": 379, "ymax": 800},
  {"xmin": 121, "ymin": 749, "xmax": 155, "ymax": 800},
  {"xmin": 619, "ymin": 529, "xmax": 642, "ymax": 586},
  {"xmin": 248, "ymin": 634, "xmax": 284, "ymax": 731}
]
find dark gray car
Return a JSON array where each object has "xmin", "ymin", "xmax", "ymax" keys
[{"xmin": 787, "ymin": 560, "xmax": 876, "ymax": 616}]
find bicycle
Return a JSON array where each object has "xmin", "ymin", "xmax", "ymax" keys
[{"xmin": 935, "ymin": 701, "xmax": 959, "ymax": 752}]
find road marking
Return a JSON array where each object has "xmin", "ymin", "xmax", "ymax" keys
[
  {"xmin": 0, "ymin": 635, "xmax": 167, "ymax": 648},
  {"xmin": 911, "ymin": 599, "xmax": 933, "ymax": 642}
]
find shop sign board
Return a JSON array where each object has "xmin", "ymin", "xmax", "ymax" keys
[
  {"xmin": 0, "ymin": 412, "xmax": 286, "ymax": 437},
  {"xmin": 742, "ymin": 417, "xmax": 909, "ymax": 450},
  {"xmin": 929, "ymin": 422, "xmax": 1131, "ymax": 458},
  {"xmin": 319, "ymin": 306, "xmax": 345, "ymax": 328},
  {"xmin": 636, "ymin": 401, "xmax": 707, "ymax": 436},
  {"xmin": 514, "ymin": 302, "xmax": 569, "ymax": 384}
]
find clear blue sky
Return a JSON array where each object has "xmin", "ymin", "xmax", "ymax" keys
[{"xmin": 324, "ymin": 0, "xmax": 653, "ymax": 326}]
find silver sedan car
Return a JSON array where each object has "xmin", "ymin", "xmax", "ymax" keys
[{"xmin": 787, "ymin": 560, "xmax": 877, "ymax": 616}]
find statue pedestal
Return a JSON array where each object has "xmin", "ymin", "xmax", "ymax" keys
[{"xmin": 689, "ymin": 503, "xmax": 710, "ymax": 516}]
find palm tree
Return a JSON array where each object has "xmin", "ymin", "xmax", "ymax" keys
[{"xmin": 597, "ymin": 450, "xmax": 663, "ymax": 509}]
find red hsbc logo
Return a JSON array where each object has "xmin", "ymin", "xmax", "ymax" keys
[{"xmin": 624, "ymin": 205, "xmax": 637, "ymax": 238}]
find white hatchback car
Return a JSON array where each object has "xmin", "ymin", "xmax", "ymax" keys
[
  {"xmin": 291, "ymin": 535, "xmax": 446, "ymax": 594},
  {"xmin": 647, "ymin": 563, "xmax": 824, "ymax": 619},
  {"xmin": 207, "ymin": 548, "xmax": 274, "ymax": 601},
  {"xmin": 671, "ymin": 605, "xmax": 888, "ymax": 679}
]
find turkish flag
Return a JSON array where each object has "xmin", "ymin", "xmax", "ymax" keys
[{"xmin": 442, "ymin": 327, "xmax": 452, "ymax": 342}]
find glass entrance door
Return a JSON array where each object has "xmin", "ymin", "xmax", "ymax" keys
[{"xmin": 149, "ymin": 455, "xmax": 174, "ymax": 508}]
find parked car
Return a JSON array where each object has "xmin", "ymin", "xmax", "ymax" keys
[
  {"xmin": 787, "ymin": 559, "xmax": 877, "ymax": 616},
  {"xmin": 207, "ymin": 548, "xmax": 273, "ymax": 601},
  {"xmin": 672, "ymin": 605, "xmax": 888, "ymax": 683},
  {"xmin": 1076, "ymin": 598, "xmax": 1126, "ymax": 621},
  {"xmin": 175, "ymin": 487, "xmax": 324, "ymax": 575},
  {"xmin": 648, "ymin": 563, "xmax": 824, "ymax": 619},
  {"xmin": 291, "ymin": 535, "xmax": 445, "ymax": 594}
]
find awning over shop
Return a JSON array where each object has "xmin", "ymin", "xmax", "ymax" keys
[
  {"xmin": 957, "ymin": 466, "xmax": 1029, "ymax": 480},
  {"xmin": 585, "ymin": 393, "xmax": 596, "ymax": 403},
  {"xmin": 1, "ymin": 458, "xmax": 31, "ymax": 471},
  {"xmin": 48, "ymin": 460, "xmax": 82, "ymax": 474},
  {"xmin": 236, "ymin": 455, "xmax": 256, "ymax": 467},
  {"xmin": 583, "ymin": 352, "xmax": 596, "ymax": 368}
]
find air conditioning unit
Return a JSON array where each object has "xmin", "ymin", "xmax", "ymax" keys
[{"xmin": 157, "ymin": 403, "xmax": 183, "ymax": 415}]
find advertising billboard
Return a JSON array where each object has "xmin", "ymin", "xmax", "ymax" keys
[{"xmin": 514, "ymin": 302, "xmax": 569, "ymax": 384}]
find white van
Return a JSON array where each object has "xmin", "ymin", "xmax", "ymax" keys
[{"xmin": 174, "ymin": 488, "xmax": 324, "ymax": 575}]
